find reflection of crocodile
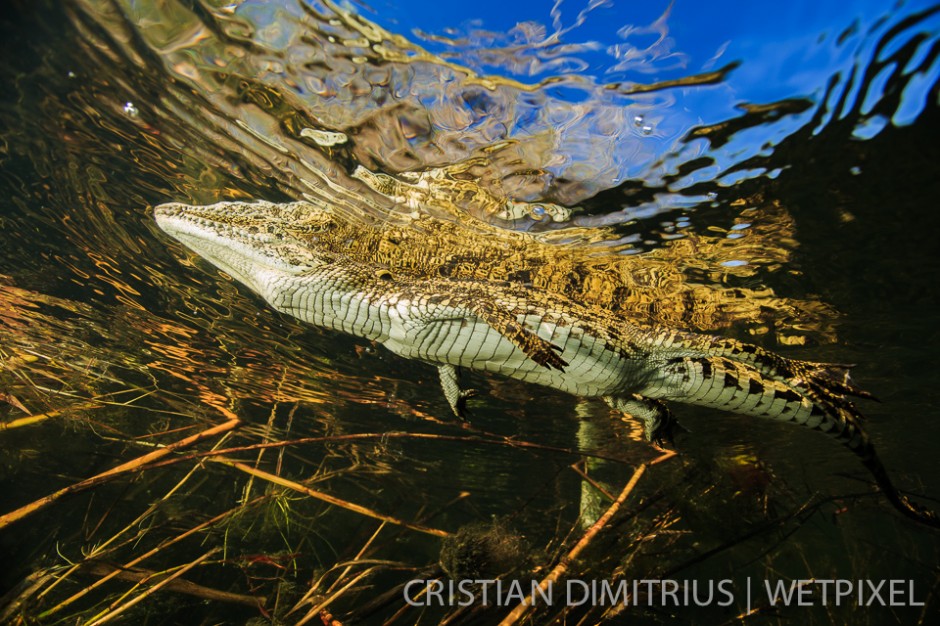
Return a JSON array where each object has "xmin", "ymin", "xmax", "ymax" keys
[
  {"xmin": 351, "ymin": 161, "xmax": 573, "ymax": 223},
  {"xmin": 154, "ymin": 199, "xmax": 938, "ymax": 528},
  {"xmin": 300, "ymin": 128, "xmax": 572, "ymax": 223}
]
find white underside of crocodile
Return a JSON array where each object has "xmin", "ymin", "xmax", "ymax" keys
[
  {"xmin": 298, "ymin": 294, "xmax": 635, "ymax": 398},
  {"xmin": 155, "ymin": 207, "xmax": 648, "ymax": 397}
]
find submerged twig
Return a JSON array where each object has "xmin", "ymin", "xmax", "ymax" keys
[
  {"xmin": 290, "ymin": 521, "xmax": 389, "ymax": 614},
  {"xmin": 142, "ymin": 430, "xmax": 638, "ymax": 470},
  {"xmin": 0, "ymin": 569, "xmax": 58, "ymax": 624},
  {"xmin": 0, "ymin": 417, "xmax": 241, "ymax": 529},
  {"xmin": 78, "ymin": 561, "xmax": 264, "ymax": 607},
  {"xmin": 84, "ymin": 548, "xmax": 220, "ymax": 625},
  {"xmin": 211, "ymin": 457, "xmax": 450, "ymax": 537},
  {"xmin": 499, "ymin": 449, "xmax": 675, "ymax": 626},
  {"xmin": 0, "ymin": 403, "xmax": 103, "ymax": 430},
  {"xmin": 40, "ymin": 495, "xmax": 272, "ymax": 619},
  {"xmin": 295, "ymin": 567, "xmax": 376, "ymax": 626}
]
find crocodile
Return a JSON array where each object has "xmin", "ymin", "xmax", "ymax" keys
[{"xmin": 154, "ymin": 198, "xmax": 939, "ymax": 528}]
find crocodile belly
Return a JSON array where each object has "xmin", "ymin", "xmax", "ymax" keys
[
  {"xmin": 269, "ymin": 280, "xmax": 391, "ymax": 343},
  {"xmin": 383, "ymin": 307, "xmax": 639, "ymax": 397}
]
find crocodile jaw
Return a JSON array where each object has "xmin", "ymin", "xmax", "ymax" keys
[{"xmin": 154, "ymin": 201, "xmax": 324, "ymax": 296}]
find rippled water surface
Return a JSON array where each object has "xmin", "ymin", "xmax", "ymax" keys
[{"xmin": 1, "ymin": 0, "xmax": 939, "ymax": 624}]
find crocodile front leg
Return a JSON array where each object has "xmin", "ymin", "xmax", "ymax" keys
[{"xmin": 423, "ymin": 288, "xmax": 569, "ymax": 371}]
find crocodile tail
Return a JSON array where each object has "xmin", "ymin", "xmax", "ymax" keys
[
  {"xmin": 848, "ymin": 421, "xmax": 940, "ymax": 528},
  {"xmin": 799, "ymin": 362, "xmax": 877, "ymax": 401},
  {"xmin": 810, "ymin": 394, "xmax": 939, "ymax": 528},
  {"xmin": 651, "ymin": 355, "xmax": 939, "ymax": 528},
  {"xmin": 642, "ymin": 328, "xmax": 878, "ymax": 402}
]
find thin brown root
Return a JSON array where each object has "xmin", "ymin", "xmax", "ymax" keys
[
  {"xmin": 294, "ymin": 568, "xmax": 376, "ymax": 626},
  {"xmin": 78, "ymin": 561, "xmax": 264, "ymax": 607},
  {"xmin": 40, "ymin": 495, "xmax": 272, "ymax": 619},
  {"xmin": 83, "ymin": 548, "xmax": 220, "ymax": 625},
  {"xmin": 0, "ymin": 403, "xmax": 103, "ymax": 431},
  {"xmin": 0, "ymin": 418, "xmax": 241, "ymax": 530},
  {"xmin": 211, "ymin": 457, "xmax": 451, "ymax": 537},
  {"xmin": 498, "ymin": 449, "xmax": 674, "ymax": 626}
]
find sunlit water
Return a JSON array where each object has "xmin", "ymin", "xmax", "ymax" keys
[{"xmin": 1, "ymin": 0, "xmax": 939, "ymax": 624}]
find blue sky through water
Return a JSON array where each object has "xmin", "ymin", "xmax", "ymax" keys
[{"xmin": 358, "ymin": 0, "xmax": 939, "ymax": 127}]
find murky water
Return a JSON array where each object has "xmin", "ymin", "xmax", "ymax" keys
[{"xmin": 1, "ymin": 1, "xmax": 939, "ymax": 624}]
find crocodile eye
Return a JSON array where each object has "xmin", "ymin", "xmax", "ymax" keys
[
  {"xmin": 530, "ymin": 205, "xmax": 546, "ymax": 220},
  {"xmin": 376, "ymin": 270, "xmax": 393, "ymax": 280}
]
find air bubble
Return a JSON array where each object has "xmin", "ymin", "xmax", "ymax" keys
[
  {"xmin": 123, "ymin": 101, "xmax": 139, "ymax": 118},
  {"xmin": 850, "ymin": 166, "xmax": 862, "ymax": 175},
  {"xmin": 641, "ymin": 125, "xmax": 653, "ymax": 135},
  {"xmin": 633, "ymin": 114, "xmax": 644, "ymax": 127}
]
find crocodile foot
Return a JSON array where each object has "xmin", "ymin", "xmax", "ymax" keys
[
  {"xmin": 605, "ymin": 394, "xmax": 681, "ymax": 447},
  {"xmin": 437, "ymin": 364, "xmax": 476, "ymax": 420}
]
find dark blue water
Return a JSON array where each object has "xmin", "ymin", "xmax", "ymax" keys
[{"xmin": 1, "ymin": 1, "xmax": 938, "ymax": 624}]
